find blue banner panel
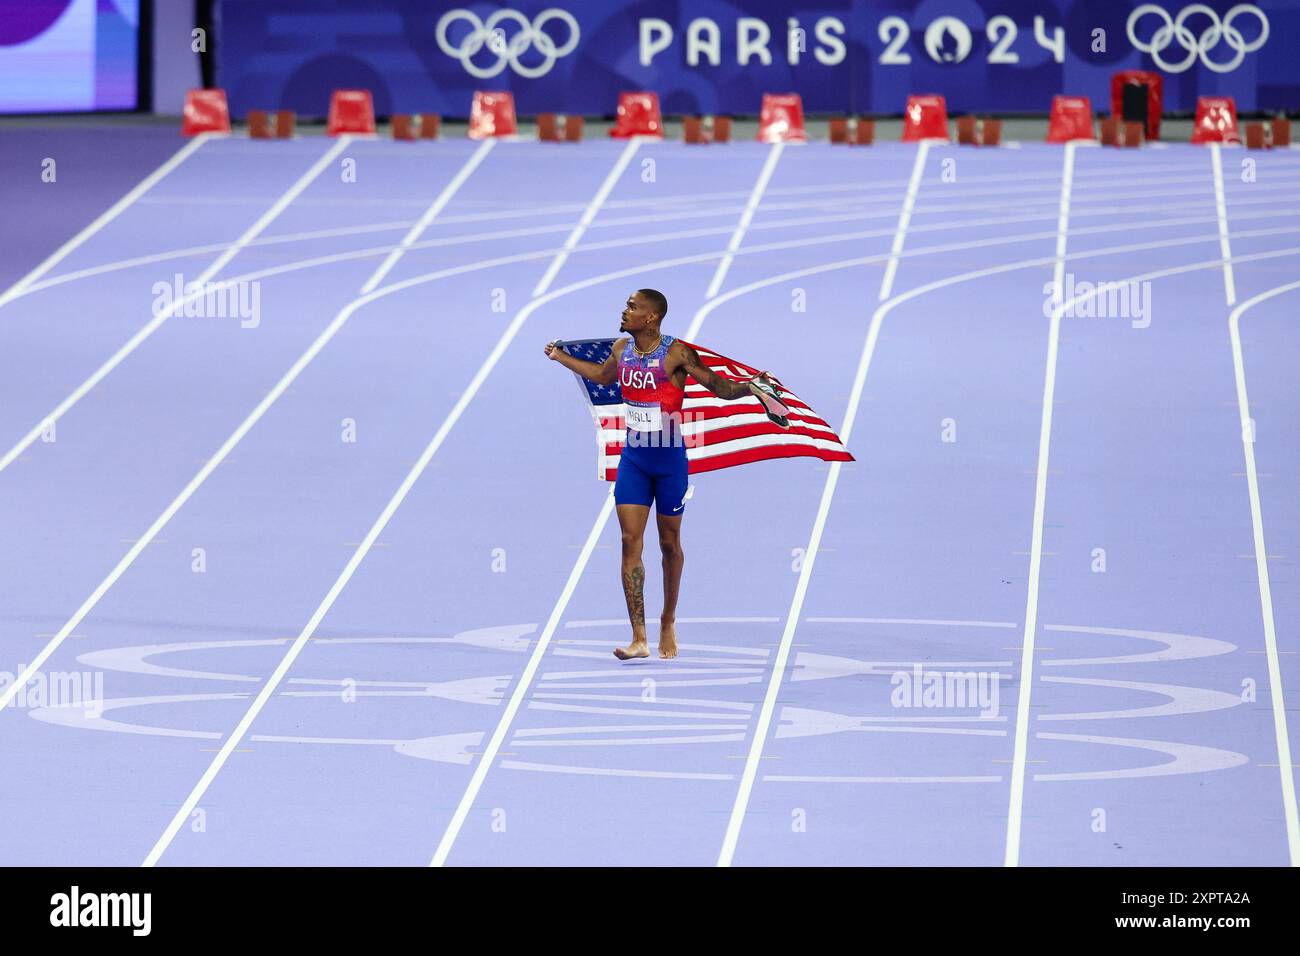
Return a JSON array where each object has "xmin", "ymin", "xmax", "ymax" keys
[{"xmin": 216, "ymin": 0, "xmax": 1300, "ymax": 119}]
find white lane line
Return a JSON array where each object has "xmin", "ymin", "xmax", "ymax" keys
[
  {"xmin": 1229, "ymin": 279, "xmax": 1300, "ymax": 865},
  {"xmin": 1211, "ymin": 144, "xmax": 1237, "ymax": 307},
  {"xmin": 714, "ymin": 246, "xmax": 1300, "ymax": 867},
  {"xmin": 13, "ymin": 199, "xmax": 1283, "ymax": 483},
  {"xmin": 13, "ymin": 174, "xmax": 1299, "ymax": 306},
  {"xmin": 0, "ymin": 137, "xmax": 353, "ymax": 475},
  {"xmin": 141, "ymin": 146, "xmax": 639, "ymax": 867},
  {"xmin": 879, "ymin": 142, "xmax": 931, "ymax": 301},
  {"xmin": 144, "ymin": 234, "xmax": 1300, "ymax": 868},
  {"xmin": 531, "ymin": 138, "xmax": 644, "ymax": 297},
  {"xmin": 716, "ymin": 145, "xmax": 931, "ymax": 868},
  {"xmin": 0, "ymin": 138, "xmax": 482, "ymax": 722},
  {"xmin": 201, "ymin": 137, "xmax": 355, "ymax": 284},
  {"xmin": 430, "ymin": 150, "xmax": 785, "ymax": 868},
  {"xmin": 706, "ymin": 144, "xmax": 785, "ymax": 298},
  {"xmin": 361, "ymin": 139, "xmax": 495, "ymax": 294},
  {"xmin": 0, "ymin": 134, "xmax": 213, "ymax": 312},
  {"xmin": 1005, "ymin": 141, "xmax": 1076, "ymax": 868}
]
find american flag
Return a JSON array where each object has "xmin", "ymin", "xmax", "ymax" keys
[{"xmin": 559, "ymin": 338, "xmax": 854, "ymax": 481}]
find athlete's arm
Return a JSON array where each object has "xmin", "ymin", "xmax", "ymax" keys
[
  {"xmin": 671, "ymin": 341, "xmax": 770, "ymax": 401},
  {"xmin": 545, "ymin": 337, "xmax": 625, "ymax": 386}
]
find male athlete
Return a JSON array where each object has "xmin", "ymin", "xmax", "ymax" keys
[{"xmin": 544, "ymin": 289, "xmax": 780, "ymax": 661}]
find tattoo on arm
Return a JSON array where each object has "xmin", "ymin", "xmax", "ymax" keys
[
  {"xmin": 680, "ymin": 344, "xmax": 750, "ymax": 400},
  {"xmin": 622, "ymin": 565, "xmax": 645, "ymax": 627}
]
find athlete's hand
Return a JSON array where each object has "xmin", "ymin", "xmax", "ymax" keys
[{"xmin": 544, "ymin": 340, "xmax": 565, "ymax": 361}]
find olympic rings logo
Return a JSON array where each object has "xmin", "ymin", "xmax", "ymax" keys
[
  {"xmin": 435, "ymin": 8, "xmax": 580, "ymax": 79},
  {"xmin": 1127, "ymin": 4, "xmax": 1269, "ymax": 74}
]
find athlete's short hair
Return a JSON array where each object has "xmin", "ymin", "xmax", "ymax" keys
[{"xmin": 638, "ymin": 288, "xmax": 668, "ymax": 322}]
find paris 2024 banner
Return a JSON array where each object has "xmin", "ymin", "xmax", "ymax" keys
[{"xmin": 216, "ymin": 0, "xmax": 1297, "ymax": 119}]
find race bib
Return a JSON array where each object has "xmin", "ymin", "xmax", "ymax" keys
[{"xmin": 625, "ymin": 400, "xmax": 662, "ymax": 432}]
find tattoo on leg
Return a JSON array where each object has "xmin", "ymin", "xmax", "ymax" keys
[{"xmin": 622, "ymin": 565, "xmax": 645, "ymax": 626}]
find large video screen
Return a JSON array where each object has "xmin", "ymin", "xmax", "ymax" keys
[{"xmin": 0, "ymin": 0, "xmax": 140, "ymax": 113}]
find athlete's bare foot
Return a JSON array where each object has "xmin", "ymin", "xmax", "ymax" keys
[
  {"xmin": 614, "ymin": 640, "xmax": 651, "ymax": 661},
  {"xmin": 658, "ymin": 620, "xmax": 678, "ymax": 660}
]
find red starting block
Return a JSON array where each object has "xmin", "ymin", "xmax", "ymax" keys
[
  {"xmin": 757, "ymin": 93, "xmax": 808, "ymax": 143},
  {"xmin": 610, "ymin": 92, "xmax": 663, "ymax": 139},
  {"xmin": 1274, "ymin": 117, "xmax": 1292, "ymax": 148},
  {"xmin": 956, "ymin": 115, "xmax": 978, "ymax": 145},
  {"xmin": 1191, "ymin": 96, "xmax": 1240, "ymax": 144},
  {"xmin": 181, "ymin": 88, "xmax": 230, "ymax": 136},
  {"xmin": 469, "ymin": 91, "xmax": 517, "ymax": 139},
  {"xmin": 247, "ymin": 110, "xmax": 272, "ymax": 139},
  {"xmin": 392, "ymin": 115, "xmax": 417, "ymax": 141},
  {"xmin": 902, "ymin": 94, "xmax": 949, "ymax": 142},
  {"xmin": 1047, "ymin": 95, "xmax": 1095, "ymax": 143},
  {"xmin": 1099, "ymin": 116, "xmax": 1118, "ymax": 147},
  {"xmin": 327, "ymin": 89, "xmax": 376, "ymax": 136}
]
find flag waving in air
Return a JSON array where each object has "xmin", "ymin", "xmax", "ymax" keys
[{"xmin": 558, "ymin": 338, "xmax": 854, "ymax": 481}]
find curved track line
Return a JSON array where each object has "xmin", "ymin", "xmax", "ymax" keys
[
  {"xmin": 12, "ymin": 175, "xmax": 1300, "ymax": 308},
  {"xmin": 0, "ymin": 134, "xmax": 212, "ymax": 311},
  {"xmin": 138, "ymin": 139, "xmax": 649, "ymax": 867},
  {"xmin": 12, "ymin": 201, "xmax": 1299, "ymax": 481},
  {"xmin": 716, "ymin": 251, "xmax": 1300, "ymax": 864},
  {"xmin": 1228, "ymin": 279, "xmax": 1300, "ymax": 864},
  {"xmin": 11, "ymin": 156, "xmax": 1298, "ymax": 867}
]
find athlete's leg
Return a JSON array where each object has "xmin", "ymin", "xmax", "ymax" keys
[
  {"xmin": 651, "ymin": 452, "xmax": 689, "ymax": 659},
  {"xmin": 614, "ymin": 503, "xmax": 652, "ymax": 660},
  {"xmin": 656, "ymin": 511, "xmax": 683, "ymax": 660},
  {"xmin": 613, "ymin": 456, "xmax": 654, "ymax": 660}
]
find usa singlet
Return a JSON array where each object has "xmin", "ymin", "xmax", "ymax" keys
[{"xmin": 614, "ymin": 334, "xmax": 690, "ymax": 515}]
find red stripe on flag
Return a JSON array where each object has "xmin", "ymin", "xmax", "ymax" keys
[
  {"xmin": 687, "ymin": 442, "xmax": 854, "ymax": 474},
  {"xmin": 593, "ymin": 339, "xmax": 852, "ymax": 481},
  {"xmin": 687, "ymin": 419, "xmax": 839, "ymax": 448}
]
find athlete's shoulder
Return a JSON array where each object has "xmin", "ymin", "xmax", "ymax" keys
[
  {"xmin": 667, "ymin": 337, "xmax": 696, "ymax": 367},
  {"xmin": 611, "ymin": 336, "xmax": 630, "ymax": 358}
]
